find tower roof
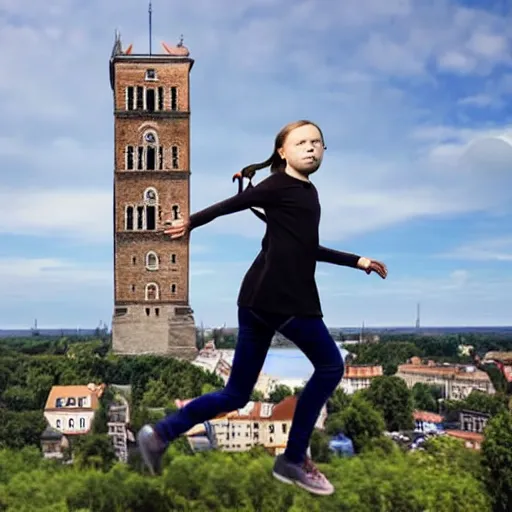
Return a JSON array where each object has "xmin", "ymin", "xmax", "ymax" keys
[{"xmin": 109, "ymin": 32, "xmax": 193, "ymax": 90}]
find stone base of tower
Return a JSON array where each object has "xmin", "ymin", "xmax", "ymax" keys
[{"xmin": 111, "ymin": 304, "xmax": 198, "ymax": 360}]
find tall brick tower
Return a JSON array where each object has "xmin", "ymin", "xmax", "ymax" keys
[{"xmin": 109, "ymin": 30, "xmax": 197, "ymax": 359}]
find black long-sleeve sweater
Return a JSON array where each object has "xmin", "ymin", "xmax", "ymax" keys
[{"xmin": 189, "ymin": 171, "xmax": 361, "ymax": 317}]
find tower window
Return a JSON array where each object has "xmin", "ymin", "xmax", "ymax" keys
[
  {"xmin": 146, "ymin": 252, "xmax": 158, "ymax": 270},
  {"xmin": 171, "ymin": 284, "xmax": 177, "ymax": 294},
  {"xmin": 158, "ymin": 146, "xmax": 163, "ymax": 169},
  {"xmin": 158, "ymin": 87, "xmax": 164, "ymax": 110},
  {"xmin": 131, "ymin": 284, "xmax": 136, "ymax": 292},
  {"xmin": 171, "ymin": 146, "xmax": 179, "ymax": 169},
  {"xmin": 132, "ymin": 256, "xmax": 136, "ymax": 265},
  {"xmin": 146, "ymin": 88, "xmax": 155, "ymax": 112},
  {"xmin": 126, "ymin": 87, "xmax": 135, "ymax": 110},
  {"xmin": 146, "ymin": 146, "xmax": 156, "ymax": 170},
  {"xmin": 136, "ymin": 86, "xmax": 144, "ymax": 109},
  {"xmin": 171, "ymin": 253, "xmax": 177, "ymax": 264},
  {"xmin": 145, "ymin": 69, "xmax": 156, "ymax": 80},
  {"xmin": 170, "ymin": 87, "xmax": 177, "ymax": 110},
  {"xmin": 146, "ymin": 206, "xmax": 156, "ymax": 230},
  {"xmin": 137, "ymin": 206, "xmax": 144, "ymax": 230},
  {"xmin": 171, "ymin": 204, "xmax": 180, "ymax": 220},
  {"xmin": 137, "ymin": 147, "xmax": 144, "ymax": 169},
  {"xmin": 126, "ymin": 206, "xmax": 134, "ymax": 230},
  {"xmin": 126, "ymin": 146, "xmax": 134, "ymax": 169},
  {"xmin": 145, "ymin": 188, "xmax": 157, "ymax": 204}
]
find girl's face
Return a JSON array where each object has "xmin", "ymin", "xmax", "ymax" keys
[{"xmin": 278, "ymin": 124, "xmax": 325, "ymax": 175}]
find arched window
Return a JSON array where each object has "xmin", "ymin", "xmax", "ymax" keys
[
  {"xmin": 146, "ymin": 251, "xmax": 158, "ymax": 270},
  {"xmin": 56, "ymin": 419, "xmax": 61, "ymax": 428},
  {"xmin": 69, "ymin": 418, "xmax": 74, "ymax": 429},
  {"xmin": 141, "ymin": 131, "xmax": 163, "ymax": 170},
  {"xmin": 171, "ymin": 204, "xmax": 181, "ymax": 220},
  {"xmin": 145, "ymin": 283, "xmax": 159, "ymax": 300},
  {"xmin": 79, "ymin": 417, "xmax": 86, "ymax": 429},
  {"xmin": 143, "ymin": 188, "xmax": 158, "ymax": 230},
  {"xmin": 171, "ymin": 284, "xmax": 177, "ymax": 294},
  {"xmin": 144, "ymin": 187, "xmax": 158, "ymax": 204}
]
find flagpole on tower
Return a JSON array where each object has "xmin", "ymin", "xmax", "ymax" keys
[{"xmin": 148, "ymin": 1, "xmax": 153, "ymax": 55}]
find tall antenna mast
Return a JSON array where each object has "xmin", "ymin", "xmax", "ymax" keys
[
  {"xmin": 148, "ymin": 1, "xmax": 153, "ymax": 55},
  {"xmin": 416, "ymin": 302, "xmax": 421, "ymax": 329}
]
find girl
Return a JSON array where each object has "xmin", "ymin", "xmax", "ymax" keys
[{"xmin": 137, "ymin": 120, "xmax": 387, "ymax": 496}]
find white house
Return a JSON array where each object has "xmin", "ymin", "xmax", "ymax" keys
[{"xmin": 43, "ymin": 383, "xmax": 105, "ymax": 435}]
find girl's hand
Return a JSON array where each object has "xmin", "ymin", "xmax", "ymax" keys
[
  {"xmin": 163, "ymin": 219, "xmax": 189, "ymax": 239},
  {"xmin": 357, "ymin": 257, "xmax": 387, "ymax": 279}
]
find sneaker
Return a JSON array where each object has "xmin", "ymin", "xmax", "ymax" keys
[
  {"xmin": 136, "ymin": 424, "xmax": 167, "ymax": 475},
  {"xmin": 272, "ymin": 454, "xmax": 335, "ymax": 496}
]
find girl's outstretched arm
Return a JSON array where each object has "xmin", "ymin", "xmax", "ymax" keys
[
  {"xmin": 188, "ymin": 176, "xmax": 278, "ymax": 231},
  {"xmin": 317, "ymin": 245, "xmax": 361, "ymax": 268},
  {"xmin": 318, "ymin": 246, "xmax": 388, "ymax": 279}
]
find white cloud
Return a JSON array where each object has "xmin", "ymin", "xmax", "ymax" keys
[
  {"xmin": 0, "ymin": 257, "xmax": 110, "ymax": 300},
  {"xmin": 438, "ymin": 51, "xmax": 477, "ymax": 73},
  {"xmin": 439, "ymin": 236, "xmax": 512, "ymax": 261},
  {"xmin": 0, "ymin": 188, "xmax": 111, "ymax": 242},
  {"xmin": 457, "ymin": 94, "xmax": 495, "ymax": 107}
]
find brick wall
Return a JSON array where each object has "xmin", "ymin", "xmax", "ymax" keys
[{"xmin": 113, "ymin": 61, "xmax": 190, "ymax": 112}]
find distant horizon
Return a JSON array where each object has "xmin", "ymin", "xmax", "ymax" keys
[{"xmin": 1, "ymin": 325, "xmax": 512, "ymax": 332}]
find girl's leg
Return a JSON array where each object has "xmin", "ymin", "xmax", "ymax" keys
[
  {"xmin": 137, "ymin": 307, "xmax": 275, "ymax": 473},
  {"xmin": 154, "ymin": 307, "xmax": 275, "ymax": 441},
  {"xmin": 272, "ymin": 317, "xmax": 343, "ymax": 495}
]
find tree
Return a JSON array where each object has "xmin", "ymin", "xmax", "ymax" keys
[
  {"xmin": 250, "ymin": 389, "xmax": 265, "ymax": 402},
  {"xmin": 309, "ymin": 429, "xmax": 332, "ymax": 463},
  {"xmin": 412, "ymin": 382, "xmax": 438, "ymax": 412},
  {"xmin": 73, "ymin": 434, "xmax": 117, "ymax": 472},
  {"xmin": 335, "ymin": 395, "xmax": 385, "ymax": 452},
  {"xmin": 326, "ymin": 387, "xmax": 350, "ymax": 414},
  {"xmin": 365, "ymin": 376, "xmax": 414, "ymax": 431},
  {"xmin": 268, "ymin": 385, "xmax": 293, "ymax": 404},
  {"xmin": 481, "ymin": 411, "xmax": 512, "ymax": 512}
]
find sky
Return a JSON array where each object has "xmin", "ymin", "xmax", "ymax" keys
[{"xmin": 0, "ymin": 0, "xmax": 511, "ymax": 329}]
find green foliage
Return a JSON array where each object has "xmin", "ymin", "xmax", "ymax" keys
[
  {"xmin": 73, "ymin": 434, "xmax": 118, "ymax": 472},
  {"xmin": 0, "ymin": 444, "xmax": 492, "ymax": 511},
  {"xmin": 250, "ymin": 389, "xmax": 265, "ymax": 401},
  {"xmin": 442, "ymin": 390, "xmax": 509, "ymax": 422},
  {"xmin": 412, "ymin": 383, "xmax": 439, "ymax": 412},
  {"xmin": 0, "ymin": 410, "xmax": 47, "ymax": 450},
  {"xmin": 481, "ymin": 411, "xmax": 512, "ymax": 512},
  {"xmin": 348, "ymin": 342, "xmax": 420, "ymax": 374},
  {"xmin": 0, "ymin": 340, "xmax": 224, "ymax": 450},
  {"xmin": 365, "ymin": 376, "xmax": 415, "ymax": 431},
  {"xmin": 419, "ymin": 435, "xmax": 483, "ymax": 479},
  {"xmin": 268, "ymin": 385, "xmax": 293, "ymax": 404},
  {"xmin": 309, "ymin": 429, "xmax": 333, "ymax": 463},
  {"xmin": 332, "ymin": 395, "xmax": 385, "ymax": 452},
  {"xmin": 327, "ymin": 388, "xmax": 351, "ymax": 415}
]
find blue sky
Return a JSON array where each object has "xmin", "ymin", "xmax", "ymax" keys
[{"xmin": 0, "ymin": 0, "xmax": 511, "ymax": 329}]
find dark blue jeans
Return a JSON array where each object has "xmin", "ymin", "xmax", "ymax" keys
[{"xmin": 154, "ymin": 307, "xmax": 344, "ymax": 463}]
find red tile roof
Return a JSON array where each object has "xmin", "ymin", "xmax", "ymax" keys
[
  {"xmin": 413, "ymin": 410, "xmax": 443, "ymax": 423},
  {"xmin": 445, "ymin": 430, "xmax": 484, "ymax": 442}
]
